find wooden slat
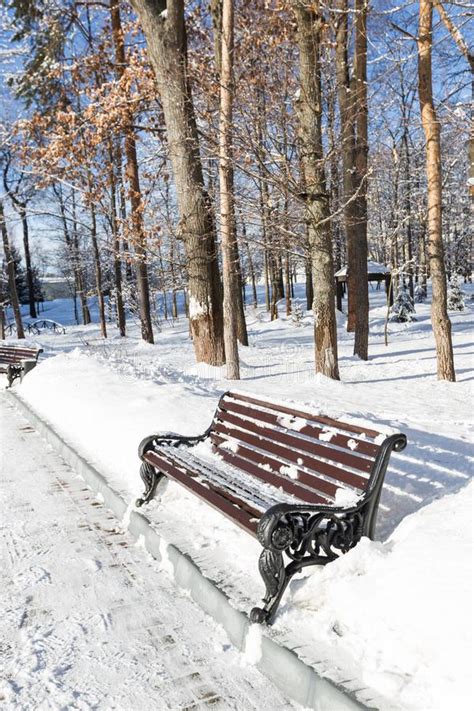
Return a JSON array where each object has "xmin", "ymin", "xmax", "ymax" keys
[
  {"xmin": 220, "ymin": 398, "xmax": 379, "ymax": 458},
  {"xmin": 213, "ymin": 422, "xmax": 370, "ymax": 491},
  {"xmin": 0, "ymin": 351, "xmax": 39, "ymax": 362},
  {"xmin": 210, "ymin": 433, "xmax": 337, "ymax": 501},
  {"xmin": 211, "ymin": 435, "xmax": 338, "ymax": 505},
  {"xmin": 215, "ymin": 409, "xmax": 373, "ymax": 473},
  {"xmin": 0, "ymin": 356, "xmax": 32, "ymax": 363},
  {"xmin": 227, "ymin": 392, "xmax": 382, "ymax": 439},
  {"xmin": 0, "ymin": 350, "xmax": 38, "ymax": 356},
  {"xmin": 0, "ymin": 347, "xmax": 39, "ymax": 354},
  {"xmin": 144, "ymin": 451, "xmax": 258, "ymax": 535},
  {"xmin": 157, "ymin": 448, "xmax": 263, "ymax": 519}
]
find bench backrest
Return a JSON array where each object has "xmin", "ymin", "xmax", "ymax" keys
[
  {"xmin": 0, "ymin": 344, "xmax": 42, "ymax": 364},
  {"xmin": 210, "ymin": 391, "xmax": 389, "ymax": 508}
]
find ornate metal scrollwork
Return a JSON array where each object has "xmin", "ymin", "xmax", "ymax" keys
[
  {"xmin": 136, "ymin": 432, "xmax": 206, "ymax": 506},
  {"xmin": 251, "ymin": 504, "xmax": 366, "ymax": 624}
]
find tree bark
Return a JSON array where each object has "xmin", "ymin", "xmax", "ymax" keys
[
  {"xmin": 352, "ymin": 0, "xmax": 369, "ymax": 359},
  {"xmin": 219, "ymin": 0, "xmax": 240, "ymax": 379},
  {"xmin": 335, "ymin": 0, "xmax": 357, "ymax": 333},
  {"xmin": 109, "ymin": 140, "xmax": 126, "ymax": 336},
  {"xmin": 2, "ymin": 167, "xmax": 37, "ymax": 319},
  {"xmin": 305, "ymin": 252, "xmax": 314, "ymax": 311},
  {"xmin": 210, "ymin": 0, "xmax": 248, "ymax": 347},
  {"xmin": 0, "ymin": 305, "xmax": 5, "ymax": 340},
  {"xmin": 418, "ymin": 0, "xmax": 455, "ymax": 381},
  {"xmin": 0, "ymin": 198, "xmax": 25, "ymax": 339},
  {"xmin": 89, "ymin": 197, "xmax": 107, "ymax": 339},
  {"xmin": 71, "ymin": 190, "xmax": 91, "ymax": 326},
  {"xmin": 293, "ymin": 0, "xmax": 339, "ymax": 379},
  {"xmin": 110, "ymin": 0, "xmax": 154, "ymax": 344},
  {"xmin": 130, "ymin": 0, "xmax": 225, "ymax": 365},
  {"xmin": 17, "ymin": 204, "xmax": 36, "ymax": 318}
]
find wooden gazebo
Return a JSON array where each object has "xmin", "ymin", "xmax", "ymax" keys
[{"xmin": 335, "ymin": 261, "xmax": 393, "ymax": 312}]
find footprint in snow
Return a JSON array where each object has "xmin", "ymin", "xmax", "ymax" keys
[{"xmin": 82, "ymin": 558, "xmax": 103, "ymax": 572}]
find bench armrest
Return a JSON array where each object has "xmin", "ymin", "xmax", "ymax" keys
[
  {"xmin": 138, "ymin": 432, "xmax": 206, "ymax": 460},
  {"xmin": 256, "ymin": 499, "xmax": 371, "ymax": 562}
]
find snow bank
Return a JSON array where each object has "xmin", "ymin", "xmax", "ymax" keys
[
  {"xmin": 18, "ymin": 349, "xmax": 213, "ymax": 494},
  {"xmin": 283, "ymin": 482, "xmax": 474, "ymax": 709}
]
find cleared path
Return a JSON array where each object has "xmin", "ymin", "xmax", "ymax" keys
[{"xmin": 0, "ymin": 394, "xmax": 293, "ymax": 710}]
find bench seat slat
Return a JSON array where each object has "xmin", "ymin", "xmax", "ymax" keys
[
  {"xmin": 0, "ymin": 348, "xmax": 39, "ymax": 356},
  {"xmin": 210, "ymin": 433, "xmax": 337, "ymax": 502},
  {"xmin": 227, "ymin": 392, "xmax": 382, "ymax": 439},
  {"xmin": 0, "ymin": 353, "xmax": 37, "ymax": 361},
  {"xmin": 155, "ymin": 447, "xmax": 273, "ymax": 515},
  {"xmin": 211, "ymin": 439, "xmax": 332, "ymax": 505},
  {"xmin": 213, "ymin": 421, "xmax": 370, "ymax": 492},
  {"xmin": 215, "ymin": 409, "xmax": 374, "ymax": 474},
  {"xmin": 219, "ymin": 398, "xmax": 380, "ymax": 458},
  {"xmin": 144, "ymin": 451, "xmax": 258, "ymax": 535}
]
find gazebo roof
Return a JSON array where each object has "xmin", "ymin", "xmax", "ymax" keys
[{"xmin": 335, "ymin": 261, "xmax": 390, "ymax": 278}]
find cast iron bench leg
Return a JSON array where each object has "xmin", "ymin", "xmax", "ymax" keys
[
  {"xmin": 250, "ymin": 548, "xmax": 294, "ymax": 624},
  {"xmin": 136, "ymin": 461, "xmax": 164, "ymax": 507},
  {"xmin": 6, "ymin": 365, "xmax": 20, "ymax": 388}
]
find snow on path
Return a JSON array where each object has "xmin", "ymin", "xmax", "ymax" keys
[{"xmin": 0, "ymin": 394, "xmax": 294, "ymax": 710}]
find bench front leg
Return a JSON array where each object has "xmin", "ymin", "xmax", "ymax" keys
[
  {"xmin": 6, "ymin": 364, "xmax": 21, "ymax": 388},
  {"xmin": 136, "ymin": 460, "xmax": 165, "ymax": 507},
  {"xmin": 250, "ymin": 512, "xmax": 296, "ymax": 625}
]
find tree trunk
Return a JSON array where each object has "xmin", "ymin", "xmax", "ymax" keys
[
  {"xmin": 335, "ymin": 0, "xmax": 357, "ymax": 333},
  {"xmin": 402, "ymin": 125, "xmax": 414, "ymax": 297},
  {"xmin": 284, "ymin": 251, "xmax": 291, "ymax": 316},
  {"xmin": 293, "ymin": 0, "xmax": 339, "ymax": 379},
  {"xmin": 110, "ymin": 0, "xmax": 154, "ymax": 344},
  {"xmin": 0, "ymin": 198, "xmax": 24, "ymax": 339},
  {"xmin": 2, "ymin": 166, "xmax": 37, "ymax": 318},
  {"xmin": 71, "ymin": 190, "xmax": 91, "ymax": 326},
  {"xmin": 109, "ymin": 141, "xmax": 126, "ymax": 336},
  {"xmin": 269, "ymin": 252, "xmax": 279, "ymax": 321},
  {"xmin": 56, "ymin": 186, "xmax": 86, "ymax": 325},
  {"xmin": 130, "ymin": 0, "xmax": 225, "ymax": 365},
  {"xmin": 0, "ymin": 305, "xmax": 5, "ymax": 340},
  {"xmin": 211, "ymin": 0, "xmax": 248, "ymax": 348},
  {"xmin": 18, "ymin": 205, "xmax": 37, "ymax": 318},
  {"xmin": 305, "ymin": 252, "xmax": 314, "ymax": 311},
  {"xmin": 89, "ymin": 198, "xmax": 107, "ymax": 338},
  {"xmin": 418, "ymin": 0, "xmax": 455, "ymax": 381},
  {"xmin": 241, "ymin": 218, "xmax": 258, "ymax": 308},
  {"xmin": 116, "ymin": 145, "xmax": 134, "ymax": 284},
  {"xmin": 352, "ymin": 0, "xmax": 369, "ymax": 359},
  {"xmin": 219, "ymin": 0, "xmax": 240, "ymax": 379}
]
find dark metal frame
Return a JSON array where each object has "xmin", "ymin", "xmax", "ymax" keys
[
  {"xmin": 0, "ymin": 347, "xmax": 43, "ymax": 388},
  {"xmin": 26, "ymin": 320, "xmax": 66, "ymax": 335},
  {"xmin": 136, "ymin": 393, "xmax": 407, "ymax": 624}
]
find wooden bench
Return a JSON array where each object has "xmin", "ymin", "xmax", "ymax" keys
[
  {"xmin": 0, "ymin": 344, "xmax": 43, "ymax": 387},
  {"xmin": 137, "ymin": 391, "xmax": 407, "ymax": 624}
]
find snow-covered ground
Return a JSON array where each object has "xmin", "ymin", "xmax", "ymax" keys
[
  {"xmin": 0, "ymin": 395, "xmax": 294, "ymax": 710},
  {"xmin": 3, "ymin": 283, "xmax": 473, "ymax": 709}
]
